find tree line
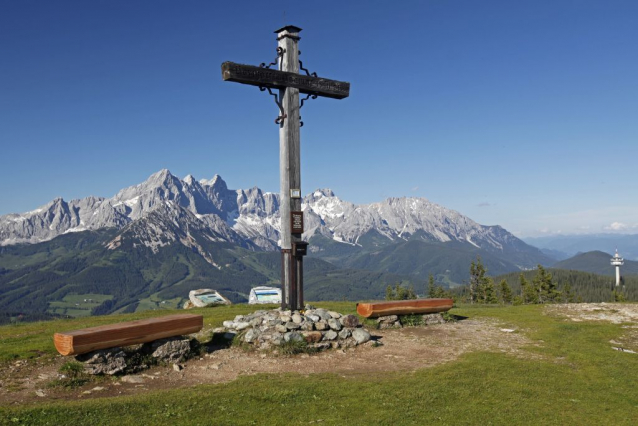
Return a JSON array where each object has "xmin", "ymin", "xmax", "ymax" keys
[{"xmin": 455, "ymin": 257, "xmax": 638, "ymax": 304}]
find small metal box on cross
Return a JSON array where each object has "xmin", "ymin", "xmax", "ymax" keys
[{"xmin": 221, "ymin": 26, "xmax": 350, "ymax": 311}]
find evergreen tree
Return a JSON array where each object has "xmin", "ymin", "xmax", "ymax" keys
[
  {"xmin": 562, "ymin": 282, "xmax": 574, "ymax": 303},
  {"xmin": 520, "ymin": 273, "xmax": 538, "ymax": 304},
  {"xmin": 499, "ymin": 279, "xmax": 513, "ymax": 304},
  {"xmin": 385, "ymin": 285, "xmax": 394, "ymax": 301},
  {"xmin": 427, "ymin": 273, "xmax": 436, "ymax": 298},
  {"xmin": 533, "ymin": 265, "xmax": 560, "ymax": 303},
  {"xmin": 469, "ymin": 257, "xmax": 496, "ymax": 304},
  {"xmin": 386, "ymin": 283, "xmax": 417, "ymax": 300},
  {"xmin": 483, "ymin": 277, "xmax": 499, "ymax": 304}
]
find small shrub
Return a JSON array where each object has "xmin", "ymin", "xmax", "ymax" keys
[
  {"xmin": 441, "ymin": 312, "xmax": 458, "ymax": 323},
  {"xmin": 277, "ymin": 339, "xmax": 317, "ymax": 356},
  {"xmin": 400, "ymin": 314, "xmax": 423, "ymax": 327},
  {"xmin": 49, "ymin": 361, "xmax": 90, "ymax": 389}
]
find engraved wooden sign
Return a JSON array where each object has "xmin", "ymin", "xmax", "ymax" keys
[
  {"xmin": 291, "ymin": 211, "xmax": 304, "ymax": 234},
  {"xmin": 222, "ymin": 62, "xmax": 350, "ymax": 99}
]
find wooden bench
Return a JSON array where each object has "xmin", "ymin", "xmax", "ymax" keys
[
  {"xmin": 356, "ymin": 298, "xmax": 453, "ymax": 318},
  {"xmin": 54, "ymin": 314, "xmax": 203, "ymax": 356}
]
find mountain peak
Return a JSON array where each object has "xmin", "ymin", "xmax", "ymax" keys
[
  {"xmin": 312, "ymin": 189, "xmax": 335, "ymax": 198},
  {"xmin": 183, "ymin": 174, "xmax": 196, "ymax": 185},
  {"xmin": 200, "ymin": 174, "xmax": 227, "ymax": 191}
]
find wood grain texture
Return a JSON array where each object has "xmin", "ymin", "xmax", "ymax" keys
[
  {"xmin": 53, "ymin": 314, "xmax": 203, "ymax": 356},
  {"xmin": 221, "ymin": 62, "xmax": 350, "ymax": 99},
  {"xmin": 356, "ymin": 299, "xmax": 454, "ymax": 318}
]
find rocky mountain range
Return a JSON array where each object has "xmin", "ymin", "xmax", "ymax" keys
[{"xmin": 0, "ymin": 169, "xmax": 549, "ymax": 269}]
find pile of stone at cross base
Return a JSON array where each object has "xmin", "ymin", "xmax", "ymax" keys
[{"xmin": 220, "ymin": 305, "xmax": 373, "ymax": 351}]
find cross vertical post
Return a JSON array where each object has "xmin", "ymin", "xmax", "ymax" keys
[
  {"xmin": 277, "ymin": 25, "xmax": 302, "ymax": 310},
  {"xmin": 220, "ymin": 26, "xmax": 349, "ymax": 312}
]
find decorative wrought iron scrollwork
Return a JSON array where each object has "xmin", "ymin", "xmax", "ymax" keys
[
  {"xmin": 260, "ymin": 47, "xmax": 285, "ymax": 70},
  {"xmin": 299, "ymin": 93, "xmax": 318, "ymax": 127},
  {"xmin": 260, "ymin": 87, "xmax": 286, "ymax": 127},
  {"xmin": 298, "ymin": 50, "xmax": 318, "ymax": 77}
]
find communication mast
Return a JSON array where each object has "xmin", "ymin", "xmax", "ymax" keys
[{"xmin": 610, "ymin": 249, "xmax": 624, "ymax": 287}]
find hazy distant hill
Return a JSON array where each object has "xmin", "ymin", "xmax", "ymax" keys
[
  {"xmin": 552, "ymin": 251, "xmax": 638, "ymax": 276},
  {"xmin": 525, "ymin": 234, "xmax": 638, "ymax": 261}
]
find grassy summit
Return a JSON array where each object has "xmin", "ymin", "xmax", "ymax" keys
[{"xmin": 1, "ymin": 303, "xmax": 638, "ymax": 425}]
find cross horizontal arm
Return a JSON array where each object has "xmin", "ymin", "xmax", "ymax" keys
[{"xmin": 221, "ymin": 62, "xmax": 350, "ymax": 100}]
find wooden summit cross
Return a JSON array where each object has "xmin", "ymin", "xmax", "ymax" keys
[{"xmin": 221, "ymin": 26, "xmax": 350, "ymax": 311}]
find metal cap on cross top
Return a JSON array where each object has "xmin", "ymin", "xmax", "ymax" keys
[
  {"xmin": 274, "ymin": 25, "xmax": 302, "ymax": 36},
  {"xmin": 220, "ymin": 26, "xmax": 350, "ymax": 311}
]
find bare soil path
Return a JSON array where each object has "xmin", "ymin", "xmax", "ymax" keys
[{"xmin": 0, "ymin": 317, "xmax": 530, "ymax": 406}]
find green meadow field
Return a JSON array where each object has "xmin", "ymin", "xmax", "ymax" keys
[{"xmin": 1, "ymin": 303, "xmax": 637, "ymax": 425}]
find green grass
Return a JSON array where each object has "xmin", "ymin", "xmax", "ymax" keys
[
  {"xmin": 47, "ymin": 294, "xmax": 113, "ymax": 318},
  {"xmin": 2, "ymin": 304, "xmax": 638, "ymax": 425},
  {"xmin": 135, "ymin": 296, "xmax": 183, "ymax": 312}
]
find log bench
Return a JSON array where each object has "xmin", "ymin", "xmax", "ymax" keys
[
  {"xmin": 54, "ymin": 314, "xmax": 204, "ymax": 356},
  {"xmin": 356, "ymin": 298, "xmax": 453, "ymax": 318}
]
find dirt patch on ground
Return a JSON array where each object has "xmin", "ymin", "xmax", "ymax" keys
[
  {"xmin": 545, "ymin": 303, "xmax": 638, "ymax": 324},
  {"xmin": 545, "ymin": 303, "xmax": 638, "ymax": 355},
  {"xmin": 0, "ymin": 318, "xmax": 533, "ymax": 406}
]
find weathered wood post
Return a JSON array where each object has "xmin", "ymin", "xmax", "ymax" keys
[
  {"xmin": 277, "ymin": 26, "xmax": 302, "ymax": 310},
  {"xmin": 221, "ymin": 26, "xmax": 350, "ymax": 311}
]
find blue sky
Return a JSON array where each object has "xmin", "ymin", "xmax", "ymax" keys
[{"xmin": 1, "ymin": 0, "xmax": 636, "ymax": 237}]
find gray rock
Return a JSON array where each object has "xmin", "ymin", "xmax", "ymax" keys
[
  {"xmin": 234, "ymin": 322, "xmax": 251, "ymax": 331},
  {"xmin": 222, "ymin": 320, "xmax": 235, "ymax": 328},
  {"xmin": 77, "ymin": 348, "xmax": 127, "ymax": 376},
  {"xmin": 284, "ymin": 332, "xmax": 303, "ymax": 343},
  {"xmin": 423, "ymin": 313, "xmax": 445, "ymax": 325},
  {"xmin": 234, "ymin": 315, "xmax": 245, "ymax": 322},
  {"xmin": 280, "ymin": 315, "xmax": 292, "ymax": 323},
  {"xmin": 121, "ymin": 375, "xmax": 145, "ymax": 384},
  {"xmin": 343, "ymin": 338, "xmax": 358, "ymax": 348},
  {"xmin": 328, "ymin": 318, "xmax": 343, "ymax": 331},
  {"xmin": 306, "ymin": 314, "xmax": 320, "ymax": 323},
  {"xmin": 352, "ymin": 328, "xmax": 371, "ymax": 344},
  {"xmin": 268, "ymin": 319, "xmax": 283, "ymax": 327},
  {"xmin": 149, "ymin": 337, "xmax": 192, "ymax": 363},
  {"xmin": 377, "ymin": 315, "xmax": 399, "ymax": 323},
  {"xmin": 340, "ymin": 315, "xmax": 360, "ymax": 328},
  {"xmin": 275, "ymin": 324, "xmax": 288, "ymax": 333},
  {"xmin": 379, "ymin": 322, "xmax": 402, "ymax": 329},
  {"xmin": 305, "ymin": 304, "xmax": 316, "ymax": 310},
  {"xmin": 285, "ymin": 322, "xmax": 301, "ymax": 330},
  {"xmin": 338, "ymin": 328, "xmax": 351, "ymax": 339},
  {"xmin": 291, "ymin": 314, "xmax": 303, "ymax": 324},
  {"xmin": 315, "ymin": 321, "xmax": 329, "ymax": 331},
  {"xmin": 271, "ymin": 333, "xmax": 284, "ymax": 346},
  {"xmin": 172, "ymin": 363, "xmax": 183, "ymax": 372},
  {"xmin": 323, "ymin": 330, "xmax": 338, "ymax": 341},
  {"xmin": 328, "ymin": 311, "xmax": 342, "ymax": 319},
  {"xmin": 244, "ymin": 328, "xmax": 261, "ymax": 343},
  {"xmin": 312, "ymin": 342, "xmax": 331, "ymax": 351},
  {"xmin": 301, "ymin": 322, "xmax": 314, "ymax": 331},
  {"xmin": 315, "ymin": 309, "xmax": 332, "ymax": 321}
]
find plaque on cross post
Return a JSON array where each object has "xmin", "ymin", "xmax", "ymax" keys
[{"xmin": 221, "ymin": 26, "xmax": 350, "ymax": 311}]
